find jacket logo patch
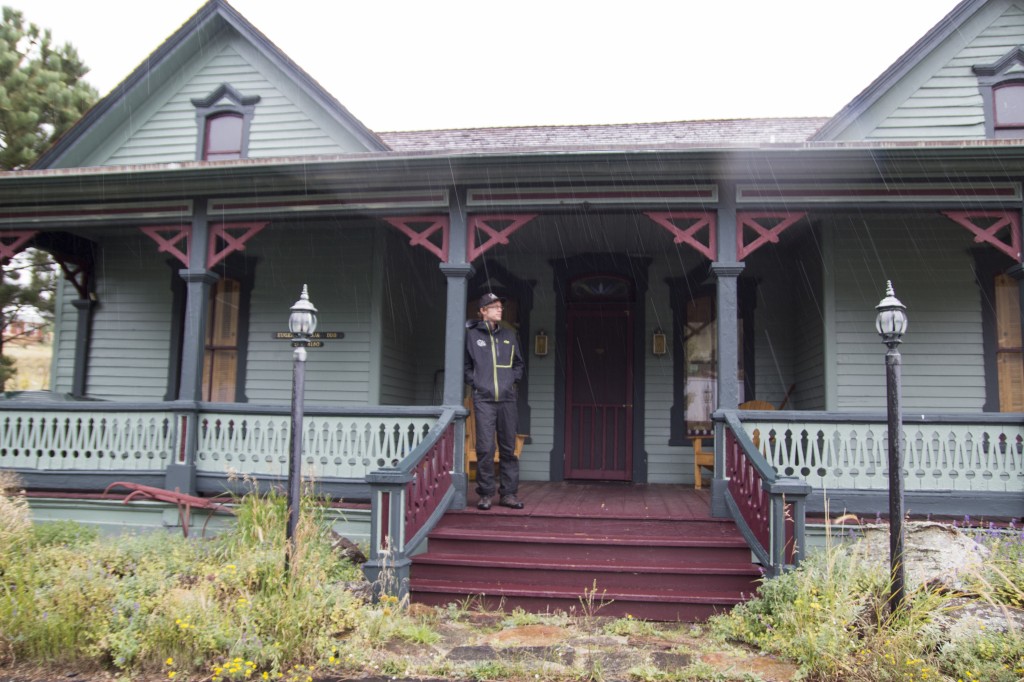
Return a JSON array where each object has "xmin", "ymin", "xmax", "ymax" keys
[{"xmin": 476, "ymin": 339, "xmax": 487, "ymax": 347}]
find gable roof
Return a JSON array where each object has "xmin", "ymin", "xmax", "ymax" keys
[
  {"xmin": 812, "ymin": 0, "xmax": 986, "ymax": 141},
  {"xmin": 32, "ymin": 0, "xmax": 389, "ymax": 169}
]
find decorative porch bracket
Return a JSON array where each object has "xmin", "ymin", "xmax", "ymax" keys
[
  {"xmin": 0, "ymin": 230, "xmax": 38, "ymax": 262},
  {"xmin": 644, "ymin": 212, "xmax": 716, "ymax": 260},
  {"xmin": 736, "ymin": 212, "xmax": 807, "ymax": 260},
  {"xmin": 208, "ymin": 222, "xmax": 268, "ymax": 268},
  {"xmin": 467, "ymin": 214, "xmax": 537, "ymax": 262},
  {"xmin": 54, "ymin": 255, "xmax": 94, "ymax": 300},
  {"xmin": 383, "ymin": 216, "xmax": 449, "ymax": 261},
  {"xmin": 140, "ymin": 225, "xmax": 191, "ymax": 267},
  {"xmin": 140, "ymin": 222, "xmax": 268, "ymax": 268},
  {"xmin": 942, "ymin": 210, "xmax": 1022, "ymax": 261}
]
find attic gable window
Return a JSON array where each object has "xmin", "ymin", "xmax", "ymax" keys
[
  {"xmin": 192, "ymin": 84, "xmax": 260, "ymax": 161},
  {"xmin": 974, "ymin": 48, "xmax": 1024, "ymax": 138},
  {"xmin": 994, "ymin": 83, "xmax": 1024, "ymax": 131}
]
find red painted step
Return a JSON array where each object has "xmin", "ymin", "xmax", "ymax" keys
[{"xmin": 410, "ymin": 507, "xmax": 762, "ymax": 621}]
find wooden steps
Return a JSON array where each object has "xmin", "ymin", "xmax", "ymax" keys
[{"xmin": 409, "ymin": 504, "xmax": 762, "ymax": 621}]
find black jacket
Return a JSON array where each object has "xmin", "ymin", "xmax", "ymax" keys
[{"xmin": 464, "ymin": 320, "xmax": 524, "ymax": 402}]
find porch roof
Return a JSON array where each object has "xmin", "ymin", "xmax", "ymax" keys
[{"xmin": 8, "ymin": 132, "xmax": 1024, "ymax": 203}]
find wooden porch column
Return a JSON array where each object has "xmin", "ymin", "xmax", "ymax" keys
[
  {"xmin": 711, "ymin": 188, "xmax": 744, "ymax": 517},
  {"xmin": 439, "ymin": 187, "xmax": 473, "ymax": 509},
  {"xmin": 70, "ymin": 298, "xmax": 95, "ymax": 398},
  {"xmin": 168, "ymin": 201, "xmax": 214, "ymax": 495}
]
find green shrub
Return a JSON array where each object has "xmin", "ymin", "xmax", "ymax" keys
[{"xmin": 30, "ymin": 519, "xmax": 100, "ymax": 548}]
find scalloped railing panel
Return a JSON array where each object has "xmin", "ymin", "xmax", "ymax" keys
[
  {"xmin": 0, "ymin": 411, "xmax": 175, "ymax": 471},
  {"xmin": 195, "ymin": 413, "xmax": 436, "ymax": 479},
  {"xmin": 741, "ymin": 419, "xmax": 1024, "ymax": 492}
]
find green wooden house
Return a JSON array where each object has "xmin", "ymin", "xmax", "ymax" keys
[{"xmin": 2, "ymin": 0, "xmax": 1023, "ymax": 618}]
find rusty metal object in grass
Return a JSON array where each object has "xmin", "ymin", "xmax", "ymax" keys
[{"xmin": 103, "ymin": 481, "xmax": 232, "ymax": 537}]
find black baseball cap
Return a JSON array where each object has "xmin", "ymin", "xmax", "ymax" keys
[{"xmin": 478, "ymin": 292, "xmax": 505, "ymax": 308}]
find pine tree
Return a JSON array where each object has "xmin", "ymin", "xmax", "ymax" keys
[
  {"xmin": 0, "ymin": 6, "xmax": 98, "ymax": 170},
  {"xmin": 0, "ymin": 6, "xmax": 97, "ymax": 389}
]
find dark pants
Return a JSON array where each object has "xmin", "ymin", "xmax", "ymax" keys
[{"xmin": 473, "ymin": 398, "xmax": 519, "ymax": 498}]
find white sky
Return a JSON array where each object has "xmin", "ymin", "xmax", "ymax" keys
[{"xmin": 22, "ymin": 0, "xmax": 961, "ymax": 133}]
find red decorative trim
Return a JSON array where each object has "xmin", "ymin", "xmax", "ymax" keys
[
  {"xmin": 0, "ymin": 230, "xmax": 38, "ymax": 262},
  {"xmin": 725, "ymin": 429, "xmax": 771, "ymax": 553},
  {"xmin": 0, "ymin": 202, "xmax": 192, "ymax": 224},
  {"xmin": 404, "ymin": 422, "xmax": 454, "ymax": 541},
  {"xmin": 383, "ymin": 216, "xmax": 449, "ymax": 261},
  {"xmin": 140, "ymin": 225, "xmax": 191, "ymax": 267},
  {"xmin": 469, "ymin": 185, "xmax": 717, "ymax": 205},
  {"xmin": 379, "ymin": 491, "xmax": 391, "ymax": 552},
  {"xmin": 738, "ymin": 183, "xmax": 1020, "ymax": 202},
  {"xmin": 737, "ymin": 212, "xmax": 806, "ymax": 260},
  {"xmin": 644, "ymin": 212, "xmax": 716, "ymax": 260},
  {"xmin": 208, "ymin": 222, "xmax": 268, "ymax": 268},
  {"xmin": 942, "ymin": 211, "xmax": 1022, "ymax": 261},
  {"xmin": 467, "ymin": 214, "xmax": 536, "ymax": 262},
  {"xmin": 178, "ymin": 415, "xmax": 188, "ymax": 463}
]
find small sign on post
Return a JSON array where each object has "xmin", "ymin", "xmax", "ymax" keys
[{"xmin": 273, "ymin": 331, "xmax": 344, "ymax": 348}]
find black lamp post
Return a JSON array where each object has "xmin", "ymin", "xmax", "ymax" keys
[
  {"xmin": 286, "ymin": 284, "xmax": 317, "ymax": 571},
  {"xmin": 875, "ymin": 280, "xmax": 908, "ymax": 611}
]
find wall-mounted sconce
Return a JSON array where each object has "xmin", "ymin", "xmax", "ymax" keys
[
  {"xmin": 652, "ymin": 328, "xmax": 667, "ymax": 356},
  {"xmin": 534, "ymin": 329, "xmax": 549, "ymax": 357}
]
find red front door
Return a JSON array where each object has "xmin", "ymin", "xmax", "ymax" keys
[{"xmin": 564, "ymin": 307, "xmax": 633, "ymax": 480}]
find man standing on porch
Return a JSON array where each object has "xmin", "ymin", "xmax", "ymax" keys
[{"xmin": 465, "ymin": 292, "xmax": 525, "ymax": 510}]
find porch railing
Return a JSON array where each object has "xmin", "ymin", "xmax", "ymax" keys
[
  {"xmin": 0, "ymin": 408, "xmax": 176, "ymax": 471},
  {"xmin": 363, "ymin": 407, "xmax": 462, "ymax": 598},
  {"xmin": 196, "ymin": 411, "xmax": 434, "ymax": 480},
  {"xmin": 735, "ymin": 411, "xmax": 1024, "ymax": 494},
  {"xmin": 719, "ymin": 409, "xmax": 811, "ymax": 578},
  {"xmin": 0, "ymin": 402, "xmax": 443, "ymax": 492}
]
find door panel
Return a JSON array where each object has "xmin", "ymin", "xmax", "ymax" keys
[{"xmin": 565, "ymin": 308, "xmax": 632, "ymax": 480}]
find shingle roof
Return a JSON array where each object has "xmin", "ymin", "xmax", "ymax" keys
[{"xmin": 379, "ymin": 117, "xmax": 829, "ymax": 152}]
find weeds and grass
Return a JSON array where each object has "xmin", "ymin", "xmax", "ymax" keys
[
  {"xmin": 710, "ymin": 517, "xmax": 1024, "ymax": 682},
  {"xmin": 604, "ymin": 614, "xmax": 662, "ymax": 638},
  {"xmin": 3, "ymin": 473, "xmax": 1023, "ymax": 682},
  {"xmin": 0, "ymin": 477, "xmax": 366, "ymax": 678}
]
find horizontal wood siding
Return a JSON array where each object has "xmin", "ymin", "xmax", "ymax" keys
[
  {"xmin": 867, "ymin": 4, "xmax": 1024, "ymax": 140},
  {"xmin": 84, "ymin": 232, "xmax": 174, "ymax": 400},
  {"xmin": 102, "ymin": 35, "xmax": 369, "ymax": 167},
  {"xmin": 243, "ymin": 223, "xmax": 375, "ymax": 406},
  {"xmin": 646, "ymin": 258, "xmax": 687, "ymax": 484},
  {"xmin": 745, "ymin": 261, "xmax": 796, "ymax": 409},
  {"xmin": 379, "ymin": 231, "xmax": 446, "ymax": 405},
  {"xmin": 830, "ymin": 215, "xmax": 984, "ymax": 411},
  {"xmin": 792, "ymin": 238, "xmax": 826, "ymax": 410}
]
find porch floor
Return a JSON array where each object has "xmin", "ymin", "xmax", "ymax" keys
[{"xmin": 462, "ymin": 480, "xmax": 713, "ymax": 520}]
